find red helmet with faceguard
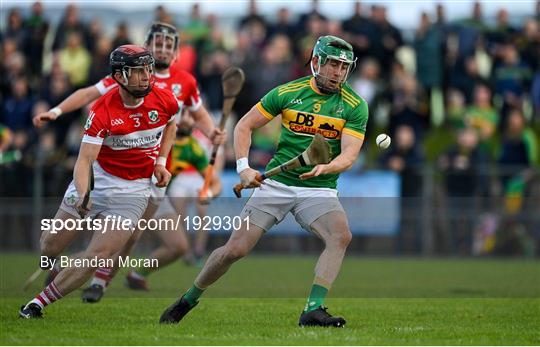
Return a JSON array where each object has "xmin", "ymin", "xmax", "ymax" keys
[{"xmin": 110, "ymin": 44, "xmax": 155, "ymax": 98}]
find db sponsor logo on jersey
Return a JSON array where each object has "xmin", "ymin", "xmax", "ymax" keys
[
  {"xmin": 111, "ymin": 118, "xmax": 124, "ymax": 126},
  {"xmin": 289, "ymin": 112, "xmax": 340, "ymax": 139},
  {"xmin": 148, "ymin": 110, "xmax": 160, "ymax": 124}
]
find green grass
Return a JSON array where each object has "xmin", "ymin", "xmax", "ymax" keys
[{"xmin": 1, "ymin": 254, "xmax": 539, "ymax": 345}]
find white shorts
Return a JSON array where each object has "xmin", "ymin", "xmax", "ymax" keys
[
  {"xmin": 168, "ymin": 172, "xmax": 204, "ymax": 197},
  {"xmin": 149, "ymin": 175, "xmax": 167, "ymax": 206},
  {"xmin": 153, "ymin": 172, "xmax": 203, "ymax": 217},
  {"xmin": 60, "ymin": 162, "xmax": 151, "ymax": 228},
  {"xmin": 241, "ymin": 179, "xmax": 344, "ymax": 232}
]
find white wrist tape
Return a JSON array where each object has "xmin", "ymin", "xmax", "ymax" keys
[
  {"xmin": 156, "ymin": 156, "xmax": 167, "ymax": 166},
  {"xmin": 236, "ymin": 157, "xmax": 250, "ymax": 174},
  {"xmin": 50, "ymin": 107, "xmax": 62, "ymax": 117}
]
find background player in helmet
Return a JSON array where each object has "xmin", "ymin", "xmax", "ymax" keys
[
  {"xmin": 19, "ymin": 45, "xmax": 179, "ymax": 319},
  {"xmin": 160, "ymin": 35, "xmax": 368, "ymax": 327},
  {"xmin": 33, "ymin": 22, "xmax": 216, "ymax": 134}
]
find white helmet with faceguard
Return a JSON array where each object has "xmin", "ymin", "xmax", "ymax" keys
[{"xmin": 311, "ymin": 35, "xmax": 357, "ymax": 94}]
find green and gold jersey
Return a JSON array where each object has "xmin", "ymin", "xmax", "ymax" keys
[
  {"xmin": 257, "ymin": 76, "xmax": 368, "ymax": 189},
  {"xmin": 168, "ymin": 135, "xmax": 209, "ymax": 176},
  {"xmin": 0, "ymin": 124, "xmax": 7, "ymax": 140}
]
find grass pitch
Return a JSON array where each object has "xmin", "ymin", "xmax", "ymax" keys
[{"xmin": 1, "ymin": 254, "xmax": 539, "ymax": 345}]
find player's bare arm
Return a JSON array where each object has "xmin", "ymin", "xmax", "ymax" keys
[
  {"xmin": 154, "ymin": 120, "xmax": 177, "ymax": 187},
  {"xmin": 33, "ymin": 86, "xmax": 101, "ymax": 128},
  {"xmin": 300, "ymin": 134, "xmax": 364, "ymax": 180},
  {"xmin": 190, "ymin": 107, "xmax": 227, "ymax": 146},
  {"xmin": 233, "ymin": 105, "xmax": 272, "ymax": 188},
  {"xmin": 73, "ymin": 142, "xmax": 100, "ymax": 217}
]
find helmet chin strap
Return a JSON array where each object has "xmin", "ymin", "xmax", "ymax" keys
[
  {"xmin": 113, "ymin": 71, "xmax": 153, "ymax": 98},
  {"xmin": 154, "ymin": 60, "xmax": 170, "ymax": 70}
]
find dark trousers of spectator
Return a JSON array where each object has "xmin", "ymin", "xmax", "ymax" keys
[{"xmin": 446, "ymin": 197, "xmax": 475, "ymax": 254}]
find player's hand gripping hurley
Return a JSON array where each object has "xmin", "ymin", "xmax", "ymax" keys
[
  {"xmin": 199, "ymin": 67, "xmax": 245, "ymax": 202},
  {"xmin": 233, "ymin": 133, "xmax": 331, "ymax": 198}
]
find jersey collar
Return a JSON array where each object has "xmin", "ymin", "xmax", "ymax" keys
[
  {"xmin": 155, "ymin": 71, "xmax": 170, "ymax": 79},
  {"xmin": 123, "ymin": 98, "xmax": 144, "ymax": 109}
]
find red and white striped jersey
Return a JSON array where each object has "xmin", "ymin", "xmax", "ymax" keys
[
  {"xmin": 82, "ymin": 86, "xmax": 179, "ymax": 180},
  {"xmin": 94, "ymin": 69, "xmax": 202, "ymax": 121}
]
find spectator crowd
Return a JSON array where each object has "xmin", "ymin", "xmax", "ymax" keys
[{"xmin": 1, "ymin": 0, "xmax": 539, "ymax": 255}]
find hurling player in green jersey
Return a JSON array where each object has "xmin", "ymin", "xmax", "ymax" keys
[{"xmin": 160, "ymin": 36, "xmax": 368, "ymax": 327}]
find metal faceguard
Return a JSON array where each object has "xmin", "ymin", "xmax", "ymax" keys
[
  {"xmin": 144, "ymin": 22, "xmax": 179, "ymax": 69},
  {"xmin": 310, "ymin": 35, "xmax": 357, "ymax": 94},
  {"xmin": 110, "ymin": 45, "xmax": 156, "ymax": 98}
]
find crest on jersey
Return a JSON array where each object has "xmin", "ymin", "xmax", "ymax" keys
[
  {"xmin": 171, "ymin": 84, "xmax": 182, "ymax": 97},
  {"xmin": 64, "ymin": 193, "xmax": 77, "ymax": 207},
  {"xmin": 84, "ymin": 111, "xmax": 95, "ymax": 130},
  {"xmin": 148, "ymin": 110, "xmax": 159, "ymax": 124}
]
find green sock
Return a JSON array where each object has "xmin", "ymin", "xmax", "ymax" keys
[
  {"xmin": 304, "ymin": 284, "xmax": 329, "ymax": 312},
  {"xmin": 184, "ymin": 284, "xmax": 205, "ymax": 306}
]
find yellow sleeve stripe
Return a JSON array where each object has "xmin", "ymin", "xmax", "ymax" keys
[
  {"xmin": 341, "ymin": 88, "xmax": 359, "ymax": 102},
  {"xmin": 278, "ymin": 82, "xmax": 310, "ymax": 96},
  {"xmin": 278, "ymin": 82, "xmax": 308, "ymax": 93},
  {"xmin": 343, "ymin": 128, "xmax": 365, "ymax": 140},
  {"xmin": 341, "ymin": 90, "xmax": 358, "ymax": 105},
  {"xmin": 342, "ymin": 95, "xmax": 359, "ymax": 108},
  {"xmin": 278, "ymin": 80, "xmax": 310, "ymax": 90},
  {"xmin": 278, "ymin": 86, "xmax": 309, "ymax": 96},
  {"xmin": 342, "ymin": 96, "xmax": 358, "ymax": 108},
  {"xmin": 341, "ymin": 89, "xmax": 360, "ymax": 107},
  {"xmin": 256, "ymin": 102, "xmax": 275, "ymax": 120}
]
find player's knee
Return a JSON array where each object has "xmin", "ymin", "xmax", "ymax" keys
[
  {"xmin": 223, "ymin": 243, "xmax": 249, "ymax": 262},
  {"xmin": 335, "ymin": 229, "xmax": 352, "ymax": 249},
  {"xmin": 167, "ymin": 241, "xmax": 188, "ymax": 258},
  {"xmin": 40, "ymin": 237, "xmax": 63, "ymax": 257},
  {"xmin": 83, "ymin": 248, "xmax": 115, "ymax": 265}
]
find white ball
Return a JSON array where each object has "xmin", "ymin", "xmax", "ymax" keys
[{"xmin": 376, "ymin": 133, "xmax": 391, "ymax": 149}]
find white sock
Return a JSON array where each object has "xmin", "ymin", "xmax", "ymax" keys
[
  {"xmin": 129, "ymin": 271, "xmax": 145, "ymax": 281},
  {"xmin": 90, "ymin": 276, "xmax": 108, "ymax": 288}
]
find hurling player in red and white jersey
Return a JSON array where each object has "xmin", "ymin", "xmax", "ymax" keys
[
  {"xmin": 80, "ymin": 23, "xmax": 226, "ymax": 303},
  {"xmin": 30, "ymin": 23, "xmax": 226, "ymax": 303},
  {"xmin": 19, "ymin": 44, "xmax": 181, "ymax": 319}
]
